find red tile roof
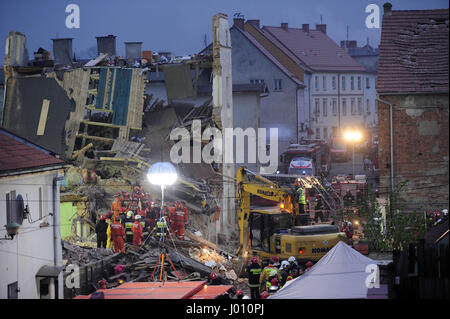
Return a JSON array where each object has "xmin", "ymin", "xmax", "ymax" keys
[
  {"xmin": 0, "ymin": 129, "xmax": 64, "ymax": 174},
  {"xmin": 261, "ymin": 26, "xmax": 365, "ymax": 72},
  {"xmin": 377, "ymin": 9, "xmax": 449, "ymax": 94}
]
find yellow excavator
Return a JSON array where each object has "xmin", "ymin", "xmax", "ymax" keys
[{"xmin": 236, "ymin": 167, "xmax": 344, "ymax": 263}]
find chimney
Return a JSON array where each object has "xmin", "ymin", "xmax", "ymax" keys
[
  {"xmin": 51, "ymin": 38, "xmax": 73, "ymax": 66},
  {"xmin": 247, "ymin": 19, "xmax": 260, "ymax": 29},
  {"xmin": 233, "ymin": 18, "xmax": 244, "ymax": 29},
  {"xmin": 281, "ymin": 23, "xmax": 289, "ymax": 31},
  {"xmin": 316, "ymin": 24, "xmax": 327, "ymax": 34},
  {"xmin": 302, "ymin": 24, "xmax": 310, "ymax": 33},
  {"xmin": 96, "ymin": 35, "xmax": 116, "ymax": 56},
  {"xmin": 383, "ymin": 2, "xmax": 392, "ymax": 16},
  {"xmin": 125, "ymin": 42, "xmax": 143, "ymax": 60}
]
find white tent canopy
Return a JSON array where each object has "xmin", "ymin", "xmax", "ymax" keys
[{"xmin": 269, "ymin": 241, "xmax": 379, "ymax": 299}]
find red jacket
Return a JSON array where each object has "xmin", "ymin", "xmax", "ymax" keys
[{"xmin": 111, "ymin": 222, "xmax": 125, "ymax": 238}]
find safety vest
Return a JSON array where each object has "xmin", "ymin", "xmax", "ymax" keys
[
  {"xmin": 125, "ymin": 220, "xmax": 134, "ymax": 236},
  {"xmin": 297, "ymin": 187, "xmax": 306, "ymax": 205},
  {"xmin": 175, "ymin": 210, "xmax": 185, "ymax": 222},
  {"xmin": 154, "ymin": 220, "xmax": 168, "ymax": 237},
  {"xmin": 140, "ymin": 221, "xmax": 149, "ymax": 236}
]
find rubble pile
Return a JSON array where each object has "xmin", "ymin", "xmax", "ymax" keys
[{"xmin": 62, "ymin": 240, "xmax": 115, "ymax": 266}]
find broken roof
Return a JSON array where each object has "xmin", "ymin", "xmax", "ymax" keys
[
  {"xmin": 260, "ymin": 25, "xmax": 365, "ymax": 72},
  {"xmin": 0, "ymin": 128, "xmax": 64, "ymax": 175},
  {"xmin": 377, "ymin": 9, "xmax": 449, "ymax": 94}
]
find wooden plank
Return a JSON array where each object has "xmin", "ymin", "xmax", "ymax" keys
[
  {"xmin": 81, "ymin": 120, "xmax": 121, "ymax": 128},
  {"xmin": 76, "ymin": 134, "xmax": 114, "ymax": 142},
  {"xmin": 37, "ymin": 99, "xmax": 50, "ymax": 135},
  {"xmin": 71, "ymin": 143, "xmax": 93, "ymax": 160},
  {"xmin": 85, "ymin": 106, "xmax": 114, "ymax": 113}
]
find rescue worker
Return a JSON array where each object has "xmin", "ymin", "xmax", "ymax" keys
[
  {"xmin": 341, "ymin": 221, "xmax": 353, "ymax": 241},
  {"xmin": 305, "ymin": 261, "xmax": 314, "ymax": 272},
  {"xmin": 139, "ymin": 213, "xmax": 150, "ymax": 241},
  {"xmin": 246, "ymin": 256, "xmax": 262, "ymax": 299},
  {"xmin": 105, "ymin": 212, "xmax": 113, "ymax": 250},
  {"xmin": 173, "ymin": 201, "xmax": 188, "ymax": 240},
  {"xmin": 132, "ymin": 215, "xmax": 144, "ymax": 249},
  {"xmin": 314, "ymin": 194, "xmax": 325, "ymax": 223},
  {"xmin": 124, "ymin": 211, "xmax": 134, "ymax": 243},
  {"xmin": 95, "ymin": 214, "xmax": 108, "ymax": 248},
  {"xmin": 295, "ymin": 182, "xmax": 307, "ymax": 226},
  {"xmin": 154, "ymin": 216, "xmax": 170, "ymax": 240},
  {"xmin": 279, "ymin": 260, "xmax": 290, "ymax": 287},
  {"xmin": 260, "ymin": 256, "xmax": 282, "ymax": 292},
  {"xmin": 111, "ymin": 193, "xmax": 123, "ymax": 219},
  {"xmin": 268, "ymin": 278, "xmax": 280, "ymax": 296},
  {"xmin": 110, "ymin": 216, "xmax": 126, "ymax": 253},
  {"xmin": 288, "ymin": 256, "xmax": 299, "ymax": 273},
  {"xmin": 98, "ymin": 279, "xmax": 107, "ymax": 290}
]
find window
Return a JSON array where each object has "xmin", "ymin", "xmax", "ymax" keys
[
  {"xmin": 366, "ymin": 77, "xmax": 370, "ymax": 89},
  {"xmin": 274, "ymin": 79, "xmax": 282, "ymax": 91},
  {"xmin": 366, "ymin": 99, "xmax": 370, "ymax": 113},
  {"xmin": 323, "ymin": 127, "xmax": 328, "ymax": 140},
  {"xmin": 351, "ymin": 98, "xmax": 356, "ymax": 115},
  {"xmin": 342, "ymin": 76, "xmax": 346, "ymax": 90},
  {"xmin": 315, "ymin": 76, "xmax": 319, "ymax": 91},
  {"xmin": 351, "ymin": 76, "xmax": 355, "ymax": 90},
  {"xmin": 316, "ymin": 128, "xmax": 321, "ymax": 139},
  {"xmin": 332, "ymin": 98, "xmax": 337, "ymax": 116},
  {"xmin": 342, "ymin": 99, "xmax": 347, "ymax": 116},
  {"xmin": 332, "ymin": 76, "xmax": 336, "ymax": 90},
  {"xmin": 8, "ymin": 282, "xmax": 18, "ymax": 299},
  {"xmin": 314, "ymin": 99, "xmax": 320, "ymax": 116},
  {"xmin": 250, "ymin": 79, "xmax": 265, "ymax": 84},
  {"xmin": 322, "ymin": 99, "xmax": 328, "ymax": 117},
  {"xmin": 358, "ymin": 98, "xmax": 363, "ymax": 115},
  {"xmin": 358, "ymin": 76, "xmax": 362, "ymax": 90},
  {"xmin": 322, "ymin": 76, "xmax": 326, "ymax": 90}
]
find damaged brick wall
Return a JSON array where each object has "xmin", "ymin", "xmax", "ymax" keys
[{"xmin": 378, "ymin": 94, "xmax": 449, "ymax": 211}]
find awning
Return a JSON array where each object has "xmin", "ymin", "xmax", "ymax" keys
[{"xmin": 36, "ymin": 265, "xmax": 63, "ymax": 278}]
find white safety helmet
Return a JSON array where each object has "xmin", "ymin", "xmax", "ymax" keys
[
  {"xmin": 442, "ymin": 209, "xmax": 448, "ymax": 216},
  {"xmin": 280, "ymin": 260, "xmax": 290, "ymax": 270},
  {"xmin": 288, "ymin": 256, "xmax": 296, "ymax": 263},
  {"xmin": 135, "ymin": 214, "xmax": 141, "ymax": 220}
]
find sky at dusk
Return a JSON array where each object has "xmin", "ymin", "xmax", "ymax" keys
[{"xmin": 0, "ymin": 0, "xmax": 448, "ymax": 63}]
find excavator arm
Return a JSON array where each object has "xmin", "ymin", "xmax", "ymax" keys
[{"xmin": 235, "ymin": 167, "xmax": 294, "ymax": 256}]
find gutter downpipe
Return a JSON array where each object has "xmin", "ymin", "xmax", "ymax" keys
[
  {"xmin": 376, "ymin": 95, "xmax": 394, "ymax": 193},
  {"xmin": 52, "ymin": 173, "xmax": 64, "ymax": 298}
]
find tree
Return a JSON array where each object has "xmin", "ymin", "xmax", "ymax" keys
[{"xmin": 353, "ymin": 181, "xmax": 427, "ymax": 251}]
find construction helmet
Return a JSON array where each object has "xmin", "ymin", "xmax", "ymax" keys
[
  {"xmin": 306, "ymin": 261, "xmax": 313, "ymax": 267},
  {"xmin": 99, "ymin": 214, "xmax": 106, "ymax": 220},
  {"xmin": 210, "ymin": 272, "xmax": 218, "ymax": 280},
  {"xmin": 251, "ymin": 256, "xmax": 259, "ymax": 264},
  {"xmin": 442, "ymin": 209, "xmax": 448, "ymax": 216},
  {"xmin": 135, "ymin": 215, "xmax": 141, "ymax": 220},
  {"xmin": 280, "ymin": 260, "xmax": 290, "ymax": 269},
  {"xmin": 294, "ymin": 181, "xmax": 300, "ymax": 188},
  {"xmin": 236, "ymin": 289, "xmax": 243, "ymax": 296},
  {"xmin": 127, "ymin": 211, "xmax": 134, "ymax": 218},
  {"xmin": 261, "ymin": 291, "xmax": 269, "ymax": 299},
  {"xmin": 106, "ymin": 211, "xmax": 113, "ymax": 219},
  {"xmin": 269, "ymin": 269, "xmax": 278, "ymax": 278},
  {"xmin": 272, "ymin": 256, "xmax": 279, "ymax": 264},
  {"xmin": 288, "ymin": 256, "xmax": 296, "ymax": 263},
  {"xmin": 270, "ymin": 278, "xmax": 279, "ymax": 286},
  {"xmin": 316, "ymin": 194, "xmax": 321, "ymax": 199}
]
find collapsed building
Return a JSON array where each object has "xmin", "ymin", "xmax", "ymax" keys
[{"xmin": 1, "ymin": 14, "xmax": 256, "ymax": 298}]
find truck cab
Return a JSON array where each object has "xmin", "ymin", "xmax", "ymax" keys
[{"xmin": 248, "ymin": 207, "xmax": 344, "ymax": 261}]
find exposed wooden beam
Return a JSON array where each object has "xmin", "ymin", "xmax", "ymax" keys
[
  {"xmin": 81, "ymin": 120, "xmax": 121, "ymax": 128},
  {"xmin": 76, "ymin": 134, "xmax": 115, "ymax": 142}
]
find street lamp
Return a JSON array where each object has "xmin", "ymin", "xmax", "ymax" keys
[
  {"xmin": 344, "ymin": 130, "xmax": 362, "ymax": 177},
  {"xmin": 1, "ymin": 222, "xmax": 21, "ymax": 240},
  {"xmin": 146, "ymin": 162, "xmax": 178, "ymax": 219}
]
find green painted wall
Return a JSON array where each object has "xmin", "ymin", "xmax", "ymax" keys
[{"xmin": 60, "ymin": 202, "xmax": 77, "ymax": 239}]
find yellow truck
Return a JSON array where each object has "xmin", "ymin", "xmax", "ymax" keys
[{"xmin": 236, "ymin": 167, "xmax": 344, "ymax": 263}]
